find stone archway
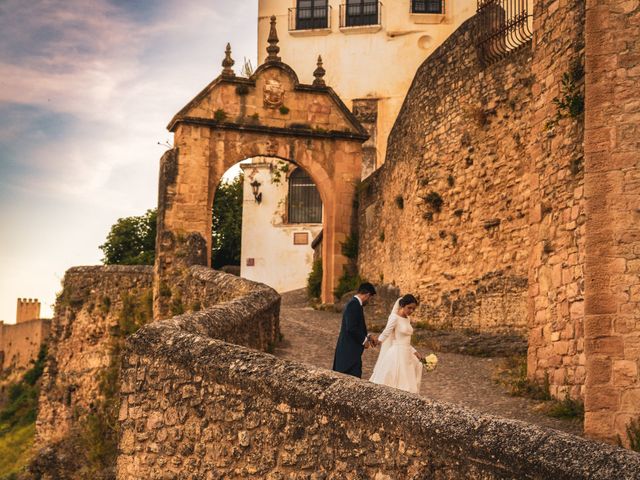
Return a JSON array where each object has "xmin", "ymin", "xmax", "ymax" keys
[{"xmin": 153, "ymin": 17, "xmax": 368, "ymax": 318}]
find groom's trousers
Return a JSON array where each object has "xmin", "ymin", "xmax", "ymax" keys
[{"xmin": 343, "ymin": 362, "xmax": 362, "ymax": 379}]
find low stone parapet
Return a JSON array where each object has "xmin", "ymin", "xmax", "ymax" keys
[{"xmin": 118, "ymin": 267, "xmax": 640, "ymax": 479}]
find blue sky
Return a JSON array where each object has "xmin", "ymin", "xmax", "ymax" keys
[{"xmin": 0, "ymin": 0, "xmax": 258, "ymax": 322}]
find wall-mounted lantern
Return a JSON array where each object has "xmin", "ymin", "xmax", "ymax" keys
[{"xmin": 250, "ymin": 180, "xmax": 262, "ymax": 204}]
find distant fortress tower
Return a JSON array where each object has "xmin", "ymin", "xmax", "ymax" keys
[{"xmin": 16, "ymin": 298, "xmax": 41, "ymax": 324}]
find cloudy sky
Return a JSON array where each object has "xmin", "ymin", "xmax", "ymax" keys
[{"xmin": 0, "ymin": 0, "xmax": 258, "ymax": 322}]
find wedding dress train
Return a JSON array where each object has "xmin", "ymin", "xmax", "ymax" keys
[{"xmin": 369, "ymin": 310, "xmax": 423, "ymax": 394}]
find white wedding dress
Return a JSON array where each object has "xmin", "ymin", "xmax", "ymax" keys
[{"xmin": 369, "ymin": 302, "xmax": 423, "ymax": 394}]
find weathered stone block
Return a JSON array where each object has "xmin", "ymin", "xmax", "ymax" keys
[
  {"xmin": 586, "ymin": 357, "xmax": 612, "ymax": 385},
  {"xmin": 612, "ymin": 360, "xmax": 639, "ymax": 387}
]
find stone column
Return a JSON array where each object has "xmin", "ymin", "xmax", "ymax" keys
[
  {"xmin": 583, "ymin": 0, "xmax": 640, "ymax": 444},
  {"xmin": 153, "ymin": 124, "xmax": 211, "ymax": 320},
  {"xmin": 315, "ymin": 139, "xmax": 362, "ymax": 304}
]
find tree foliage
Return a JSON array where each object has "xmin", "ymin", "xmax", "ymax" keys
[
  {"xmin": 0, "ymin": 344, "xmax": 47, "ymax": 433},
  {"xmin": 99, "ymin": 209, "xmax": 157, "ymax": 265},
  {"xmin": 212, "ymin": 174, "xmax": 243, "ymax": 268},
  {"xmin": 99, "ymin": 174, "xmax": 243, "ymax": 269}
]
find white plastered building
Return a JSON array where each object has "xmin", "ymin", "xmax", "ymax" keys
[{"xmin": 239, "ymin": 0, "xmax": 477, "ymax": 291}]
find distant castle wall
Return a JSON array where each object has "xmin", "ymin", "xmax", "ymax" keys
[
  {"xmin": 0, "ymin": 318, "xmax": 50, "ymax": 372},
  {"xmin": 0, "ymin": 298, "xmax": 49, "ymax": 373}
]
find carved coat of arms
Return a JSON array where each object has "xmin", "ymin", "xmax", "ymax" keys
[{"xmin": 263, "ymin": 79, "xmax": 285, "ymax": 108}]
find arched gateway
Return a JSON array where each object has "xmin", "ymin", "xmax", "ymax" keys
[{"xmin": 153, "ymin": 17, "xmax": 368, "ymax": 317}]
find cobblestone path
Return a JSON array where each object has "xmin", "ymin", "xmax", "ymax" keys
[{"xmin": 274, "ymin": 289, "xmax": 583, "ymax": 437}]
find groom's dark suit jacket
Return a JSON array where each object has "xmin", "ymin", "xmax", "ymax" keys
[{"xmin": 332, "ymin": 297, "xmax": 368, "ymax": 378}]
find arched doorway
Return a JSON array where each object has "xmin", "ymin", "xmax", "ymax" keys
[
  {"xmin": 238, "ymin": 158, "xmax": 323, "ymax": 293},
  {"xmin": 153, "ymin": 17, "xmax": 368, "ymax": 318}
]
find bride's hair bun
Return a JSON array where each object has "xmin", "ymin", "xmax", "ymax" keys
[{"xmin": 399, "ymin": 294, "xmax": 418, "ymax": 307}]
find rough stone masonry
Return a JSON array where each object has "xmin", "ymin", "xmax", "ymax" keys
[
  {"xmin": 357, "ymin": 0, "xmax": 640, "ymax": 444},
  {"xmin": 117, "ymin": 266, "xmax": 640, "ymax": 479}
]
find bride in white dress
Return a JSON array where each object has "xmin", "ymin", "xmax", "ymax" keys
[{"xmin": 369, "ymin": 294, "xmax": 423, "ymax": 393}]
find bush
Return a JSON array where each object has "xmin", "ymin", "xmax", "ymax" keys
[
  {"xmin": 544, "ymin": 394, "xmax": 584, "ymax": 419},
  {"xmin": 620, "ymin": 417, "xmax": 640, "ymax": 452},
  {"xmin": 99, "ymin": 209, "xmax": 156, "ymax": 265},
  {"xmin": 0, "ymin": 344, "xmax": 48, "ymax": 478},
  {"xmin": 307, "ymin": 259, "xmax": 322, "ymax": 299},
  {"xmin": 493, "ymin": 356, "xmax": 551, "ymax": 401},
  {"xmin": 212, "ymin": 175, "xmax": 243, "ymax": 268},
  {"xmin": 0, "ymin": 345, "xmax": 47, "ymax": 433},
  {"xmin": 341, "ymin": 233, "xmax": 359, "ymax": 260},
  {"xmin": 0, "ymin": 423, "xmax": 35, "ymax": 479},
  {"xmin": 334, "ymin": 270, "xmax": 365, "ymax": 300},
  {"xmin": 118, "ymin": 290, "xmax": 153, "ymax": 337}
]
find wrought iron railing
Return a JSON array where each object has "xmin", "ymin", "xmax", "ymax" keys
[
  {"xmin": 411, "ymin": 0, "xmax": 444, "ymax": 14},
  {"xmin": 476, "ymin": 0, "xmax": 532, "ymax": 64},
  {"xmin": 339, "ymin": 2, "xmax": 382, "ymax": 28},
  {"xmin": 288, "ymin": 5, "xmax": 332, "ymax": 31}
]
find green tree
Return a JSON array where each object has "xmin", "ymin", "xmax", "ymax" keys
[
  {"xmin": 99, "ymin": 209, "xmax": 157, "ymax": 265},
  {"xmin": 98, "ymin": 175, "xmax": 243, "ymax": 269},
  {"xmin": 212, "ymin": 174, "xmax": 243, "ymax": 268}
]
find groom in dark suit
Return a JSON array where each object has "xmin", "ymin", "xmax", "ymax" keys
[{"xmin": 332, "ymin": 282, "xmax": 377, "ymax": 378}]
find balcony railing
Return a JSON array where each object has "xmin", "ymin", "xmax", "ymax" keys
[
  {"xmin": 288, "ymin": 5, "xmax": 332, "ymax": 31},
  {"xmin": 411, "ymin": 0, "xmax": 444, "ymax": 14},
  {"xmin": 339, "ymin": 2, "xmax": 382, "ymax": 28},
  {"xmin": 476, "ymin": 0, "xmax": 533, "ymax": 64}
]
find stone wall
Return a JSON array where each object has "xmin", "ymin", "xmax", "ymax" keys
[
  {"xmin": 118, "ymin": 269, "xmax": 640, "ymax": 479},
  {"xmin": 356, "ymin": 0, "xmax": 594, "ymax": 402},
  {"xmin": 358, "ymin": 15, "xmax": 534, "ymax": 336},
  {"xmin": 170, "ymin": 266, "xmax": 281, "ymax": 351},
  {"xmin": 583, "ymin": 0, "xmax": 640, "ymax": 444},
  {"xmin": 36, "ymin": 265, "xmax": 153, "ymax": 445},
  {"xmin": 0, "ymin": 318, "xmax": 50, "ymax": 373}
]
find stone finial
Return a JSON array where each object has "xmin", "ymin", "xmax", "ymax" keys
[
  {"xmin": 313, "ymin": 55, "xmax": 326, "ymax": 87},
  {"xmin": 266, "ymin": 15, "xmax": 281, "ymax": 62},
  {"xmin": 222, "ymin": 43, "xmax": 235, "ymax": 78}
]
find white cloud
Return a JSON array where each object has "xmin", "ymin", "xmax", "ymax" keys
[{"xmin": 0, "ymin": 0, "xmax": 259, "ymax": 322}]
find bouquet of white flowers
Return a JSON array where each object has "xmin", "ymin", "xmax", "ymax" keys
[{"xmin": 420, "ymin": 353, "xmax": 438, "ymax": 372}]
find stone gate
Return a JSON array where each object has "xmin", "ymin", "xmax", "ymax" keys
[{"xmin": 154, "ymin": 17, "xmax": 368, "ymax": 316}]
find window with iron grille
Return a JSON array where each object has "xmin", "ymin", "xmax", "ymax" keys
[
  {"xmin": 412, "ymin": 0, "xmax": 443, "ymax": 14},
  {"xmin": 288, "ymin": 168, "xmax": 322, "ymax": 224},
  {"xmin": 343, "ymin": 0, "xmax": 380, "ymax": 27},
  {"xmin": 296, "ymin": 0, "xmax": 329, "ymax": 30}
]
